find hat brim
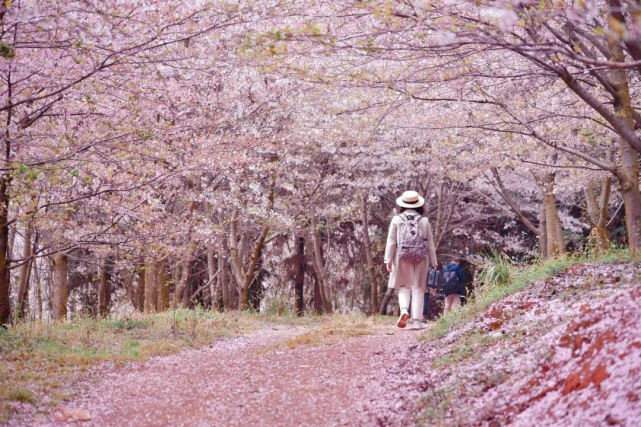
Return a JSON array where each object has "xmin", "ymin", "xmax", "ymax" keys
[{"xmin": 396, "ymin": 195, "xmax": 425, "ymax": 208}]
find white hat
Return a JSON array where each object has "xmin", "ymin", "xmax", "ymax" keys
[{"xmin": 396, "ymin": 190, "xmax": 425, "ymax": 208}]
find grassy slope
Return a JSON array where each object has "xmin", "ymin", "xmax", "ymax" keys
[
  {"xmin": 416, "ymin": 250, "xmax": 636, "ymax": 425},
  {"xmin": 425, "ymin": 250, "xmax": 630, "ymax": 341}
]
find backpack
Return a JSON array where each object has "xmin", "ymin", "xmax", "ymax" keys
[
  {"xmin": 427, "ymin": 268, "xmax": 439, "ymax": 289},
  {"xmin": 398, "ymin": 214, "xmax": 430, "ymax": 264},
  {"xmin": 442, "ymin": 270, "xmax": 460, "ymax": 296}
]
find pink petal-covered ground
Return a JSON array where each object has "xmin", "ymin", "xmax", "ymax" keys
[
  {"xmin": 25, "ymin": 324, "xmax": 426, "ymax": 427},
  {"xmin": 13, "ymin": 262, "xmax": 641, "ymax": 427},
  {"xmin": 374, "ymin": 262, "xmax": 641, "ymax": 427}
]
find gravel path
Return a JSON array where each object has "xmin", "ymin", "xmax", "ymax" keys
[{"xmin": 34, "ymin": 323, "xmax": 428, "ymax": 427}]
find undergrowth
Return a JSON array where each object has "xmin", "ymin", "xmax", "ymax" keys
[
  {"xmin": 0, "ymin": 308, "xmax": 314, "ymax": 424},
  {"xmin": 424, "ymin": 249, "xmax": 631, "ymax": 340}
]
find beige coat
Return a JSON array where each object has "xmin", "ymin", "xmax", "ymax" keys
[{"xmin": 384, "ymin": 210, "xmax": 438, "ymax": 290}]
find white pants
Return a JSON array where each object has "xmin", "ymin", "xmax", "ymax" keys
[
  {"xmin": 398, "ymin": 287, "xmax": 424, "ymax": 320},
  {"xmin": 444, "ymin": 294, "xmax": 460, "ymax": 315}
]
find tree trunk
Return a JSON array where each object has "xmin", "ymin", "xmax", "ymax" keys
[
  {"xmin": 308, "ymin": 228, "xmax": 328, "ymax": 312},
  {"xmin": 0, "ymin": 177, "xmax": 10, "ymax": 325},
  {"xmin": 135, "ymin": 263, "xmax": 145, "ymax": 312},
  {"xmin": 539, "ymin": 203, "xmax": 548, "ymax": 258},
  {"xmin": 310, "ymin": 215, "xmax": 332, "ymax": 314},
  {"xmin": 144, "ymin": 257, "xmax": 157, "ymax": 313},
  {"xmin": 7, "ymin": 223, "xmax": 15, "ymax": 268},
  {"xmin": 206, "ymin": 247, "xmax": 218, "ymax": 310},
  {"xmin": 293, "ymin": 235, "xmax": 306, "ymax": 316},
  {"xmin": 228, "ymin": 213, "xmax": 244, "ymax": 310},
  {"xmin": 607, "ymin": 20, "xmax": 641, "ymax": 257},
  {"xmin": 379, "ymin": 288, "xmax": 394, "ymax": 316},
  {"xmin": 434, "ymin": 182, "xmax": 445, "ymax": 246},
  {"xmin": 15, "ymin": 226, "xmax": 33, "ymax": 320},
  {"xmin": 181, "ymin": 266, "xmax": 193, "ymax": 308},
  {"xmin": 312, "ymin": 269, "xmax": 323, "ymax": 315},
  {"xmin": 238, "ymin": 285, "xmax": 250, "ymax": 311},
  {"xmin": 229, "ymin": 275, "xmax": 239, "ymax": 310},
  {"xmin": 34, "ymin": 255, "xmax": 42, "ymax": 320},
  {"xmin": 360, "ymin": 194, "xmax": 379, "ymax": 314},
  {"xmin": 0, "ymin": 65, "xmax": 13, "ymax": 325},
  {"xmin": 156, "ymin": 259, "xmax": 170, "ymax": 312},
  {"xmin": 98, "ymin": 257, "xmax": 112, "ymax": 317},
  {"xmin": 51, "ymin": 253, "xmax": 69, "ymax": 321},
  {"xmin": 173, "ymin": 242, "xmax": 196, "ymax": 309},
  {"xmin": 218, "ymin": 250, "xmax": 230, "ymax": 310},
  {"xmin": 542, "ymin": 172, "xmax": 566, "ymax": 256},
  {"xmin": 229, "ymin": 214, "xmax": 271, "ymax": 311},
  {"xmin": 585, "ymin": 179, "xmax": 611, "ymax": 251},
  {"xmin": 597, "ymin": 173, "xmax": 612, "ymax": 250},
  {"xmin": 612, "ymin": 100, "xmax": 641, "ymax": 255},
  {"xmin": 618, "ymin": 161, "xmax": 641, "ymax": 256},
  {"xmin": 123, "ymin": 269, "xmax": 136, "ymax": 310}
]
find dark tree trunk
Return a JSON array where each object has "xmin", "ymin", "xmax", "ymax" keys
[
  {"xmin": 294, "ymin": 235, "xmax": 305, "ymax": 316},
  {"xmin": 207, "ymin": 248, "xmax": 219, "ymax": 310},
  {"xmin": 379, "ymin": 287, "xmax": 394, "ymax": 316},
  {"xmin": 248, "ymin": 253, "xmax": 265, "ymax": 311},
  {"xmin": 312, "ymin": 270, "xmax": 322, "ymax": 315},
  {"xmin": 0, "ymin": 65, "xmax": 13, "ymax": 326},
  {"xmin": 98, "ymin": 257, "xmax": 112, "ymax": 317},
  {"xmin": 310, "ymin": 215, "xmax": 332, "ymax": 313},
  {"xmin": 0, "ymin": 177, "xmax": 10, "ymax": 325},
  {"xmin": 218, "ymin": 250, "xmax": 230, "ymax": 310},
  {"xmin": 360, "ymin": 194, "xmax": 379, "ymax": 314},
  {"xmin": 135, "ymin": 262, "xmax": 145, "ymax": 312}
]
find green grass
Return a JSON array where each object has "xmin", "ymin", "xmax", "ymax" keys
[
  {"xmin": 424, "ymin": 249, "xmax": 631, "ymax": 340},
  {"xmin": 4, "ymin": 388, "xmax": 34, "ymax": 403},
  {"xmin": 431, "ymin": 331, "xmax": 500, "ymax": 368}
]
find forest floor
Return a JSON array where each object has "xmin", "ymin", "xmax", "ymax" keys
[
  {"xmin": 7, "ymin": 316, "xmax": 426, "ymax": 427},
  {"xmin": 3, "ymin": 257, "xmax": 641, "ymax": 427}
]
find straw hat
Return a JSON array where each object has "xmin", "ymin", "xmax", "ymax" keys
[{"xmin": 396, "ymin": 190, "xmax": 425, "ymax": 208}]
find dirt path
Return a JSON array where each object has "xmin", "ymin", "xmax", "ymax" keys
[{"xmin": 34, "ymin": 323, "xmax": 428, "ymax": 427}]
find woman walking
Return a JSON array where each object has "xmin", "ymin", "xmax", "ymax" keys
[{"xmin": 384, "ymin": 191, "xmax": 438, "ymax": 328}]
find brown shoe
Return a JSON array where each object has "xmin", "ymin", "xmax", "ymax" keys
[{"xmin": 397, "ymin": 312, "xmax": 410, "ymax": 328}]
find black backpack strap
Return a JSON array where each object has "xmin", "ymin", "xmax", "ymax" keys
[{"xmin": 405, "ymin": 213, "xmax": 417, "ymax": 221}]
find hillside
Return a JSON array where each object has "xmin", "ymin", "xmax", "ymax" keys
[{"xmin": 367, "ymin": 261, "xmax": 641, "ymax": 426}]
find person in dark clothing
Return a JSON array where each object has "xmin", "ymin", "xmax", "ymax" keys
[{"xmin": 441, "ymin": 258, "xmax": 465, "ymax": 315}]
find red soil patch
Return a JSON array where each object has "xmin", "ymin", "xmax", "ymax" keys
[{"xmin": 507, "ymin": 286, "xmax": 641, "ymax": 424}]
